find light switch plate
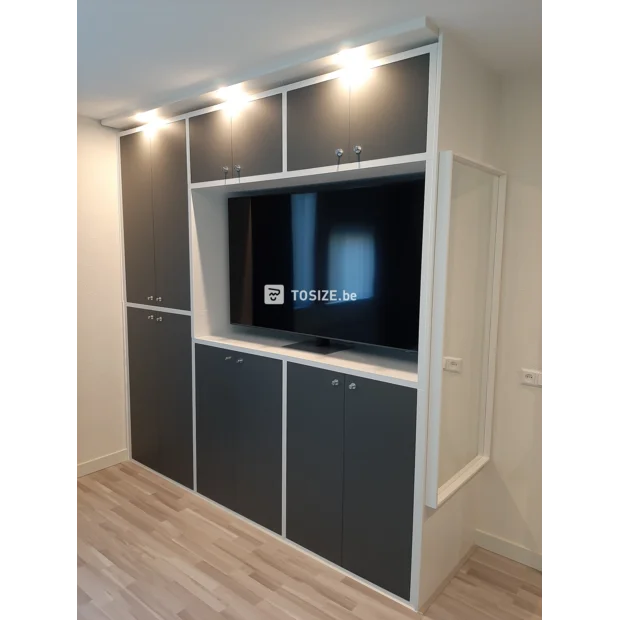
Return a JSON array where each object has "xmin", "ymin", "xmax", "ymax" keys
[{"xmin": 443, "ymin": 357, "xmax": 463, "ymax": 373}]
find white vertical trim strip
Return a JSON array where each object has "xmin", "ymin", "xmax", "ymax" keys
[
  {"xmin": 116, "ymin": 132, "xmax": 132, "ymax": 459},
  {"xmin": 281, "ymin": 360, "xmax": 288, "ymax": 538},
  {"xmin": 409, "ymin": 42, "xmax": 440, "ymax": 610},
  {"xmin": 282, "ymin": 91, "xmax": 288, "ymax": 173},
  {"xmin": 185, "ymin": 118, "xmax": 198, "ymax": 492}
]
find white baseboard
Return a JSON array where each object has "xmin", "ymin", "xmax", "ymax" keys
[
  {"xmin": 474, "ymin": 529, "xmax": 542, "ymax": 571},
  {"xmin": 77, "ymin": 449, "xmax": 128, "ymax": 478}
]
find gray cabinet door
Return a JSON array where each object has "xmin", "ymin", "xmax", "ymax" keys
[
  {"xmin": 189, "ymin": 109, "xmax": 233, "ymax": 183},
  {"xmin": 349, "ymin": 54, "xmax": 430, "ymax": 162},
  {"xmin": 236, "ymin": 352, "xmax": 283, "ymax": 534},
  {"xmin": 127, "ymin": 307, "xmax": 159, "ymax": 471},
  {"xmin": 287, "ymin": 78, "xmax": 350, "ymax": 170},
  {"xmin": 286, "ymin": 363, "xmax": 344, "ymax": 565},
  {"xmin": 232, "ymin": 94, "xmax": 282, "ymax": 178},
  {"xmin": 120, "ymin": 131, "xmax": 156, "ymax": 304},
  {"xmin": 342, "ymin": 377, "xmax": 417, "ymax": 600},
  {"xmin": 195, "ymin": 344, "xmax": 239, "ymax": 513},
  {"xmin": 155, "ymin": 312, "xmax": 193, "ymax": 489},
  {"xmin": 151, "ymin": 120, "xmax": 191, "ymax": 311}
]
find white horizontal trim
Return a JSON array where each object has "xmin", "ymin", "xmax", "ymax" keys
[
  {"xmin": 119, "ymin": 44, "xmax": 438, "ymax": 137},
  {"xmin": 436, "ymin": 455, "xmax": 489, "ymax": 507},
  {"xmin": 193, "ymin": 335, "xmax": 418, "ymax": 387},
  {"xmin": 474, "ymin": 530, "xmax": 542, "ymax": 572},
  {"xmin": 78, "ymin": 449, "xmax": 128, "ymax": 478},
  {"xmin": 130, "ymin": 459, "xmax": 417, "ymax": 610},
  {"xmin": 190, "ymin": 153, "xmax": 427, "ymax": 190},
  {"xmin": 126, "ymin": 302, "xmax": 192, "ymax": 316}
]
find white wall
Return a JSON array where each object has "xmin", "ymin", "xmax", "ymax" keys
[
  {"xmin": 77, "ymin": 115, "xmax": 127, "ymax": 476},
  {"xmin": 475, "ymin": 71, "xmax": 542, "ymax": 569}
]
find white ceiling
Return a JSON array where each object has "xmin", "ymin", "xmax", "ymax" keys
[{"xmin": 77, "ymin": 0, "xmax": 541, "ymax": 121}]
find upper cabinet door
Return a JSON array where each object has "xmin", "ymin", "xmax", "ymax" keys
[
  {"xmin": 232, "ymin": 94, "xmax": 283, "ymax": 178},
  {"xmin": 150, "ymin": 120, "xmax": 191, "ymax": 311},
  {"xmin": 189, "ymin": 109, "xmax": 232, "ymax": 183},
  {"xmin": 349, "ymin": 54, "xmax": 430, "ymax": 162},
  {"xmin": 342, "ymin": 377, "xmax": 417, "ymax": 600},
  {"xmin": 287, "ymin": 78, "xmax": 350, "ymax": 171},
  {"xmin": 120, "ymin": 131, "xmax": 156, "ymax": 304}
]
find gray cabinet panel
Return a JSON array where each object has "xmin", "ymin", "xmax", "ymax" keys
[
  {"xmin": 287, "ymin": 78, "xmax": 350, "ymax": 170},
  {"xmin": 286, "ymin": 363, "xmax": 344, "ymax": 565},
  {"xmin": 151, "ymin": 120, "xmax": 191, "ymax": 311},
  {"xmin": 236, "ymin": 353, "xmax": 283, "ymax": 534},
  {"xmin": 195, "ymin": 344, "xmax": 239, "ymax": 512},
  {"xmin": 127, "ymin": 307, "xmax": 159, "ymax": 471},
  {"xmin": 155, "ymin": 312, "xmax": 193, "ymax": 488},
  {"xmin": 120, "ymin": 131, "xmax": 156, "ymax": 304},
  {"xmin": 232, "ymin": 94, "xmax": 283, "ymax": 178},
  {"xmin": 349, "ymin": 54, "xmax": 430, "ymax": 162},
  {"xmin": 189, "ymin": 110, "xmax": 233, "ymax": 183},
  {"xmin": 342, "ymin": 378, "xmax": 416, "ymax": 600}
]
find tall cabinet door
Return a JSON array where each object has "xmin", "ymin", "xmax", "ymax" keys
[
  {"xmin": 287, "ymin": 78, "xmax": 350, "ymax": 171},
  {"xmin": 155, "ymin": 312, "xmax": 193, "ymax": 489},
  {"xmin": 127, "ymin": 307, "xmax": 159, "ymax": 471},
  {"xmin": 287, "ymin": 363, "xmax": 345, "ymax": 565},
  {"xmin": 120, "ymin": 131, "xmax": 156, "ymax": 304},
  {"xmin": 195, "ymin": 344, "xmax": 239, "ymax": 512},
  {"xmin": 232, "ymin": 94, "xmax": 283, "ymax": 178},
  {"xmin": 236, "ymin": 353, "xmax": 283, "ymax": 534},
  {"xmin": 349, "ymin": 54, "xmax": 430, "ymax": 162},
  {"xmin": 189, "ymin": 110, "xmax": 233, "ymax": 183},
  {"xmin": 151, "ymin": 120, "xmax": 191, "ymax": 311},
  {"xmin": 342, "ymin": 377, "xmax": 417, "ymax": 600}
]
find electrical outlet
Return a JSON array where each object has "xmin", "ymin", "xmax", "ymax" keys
[
  {"xmin": 521, "ymin": 369, "xmax": 540, "ymax": 387},
  {"xmin": 443, "ymin": 357, "xmax": 463, "ymax": 373}
]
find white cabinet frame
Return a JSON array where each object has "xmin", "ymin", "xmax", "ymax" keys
[{"xmin": 425, "ymin": 151, "xmax": 507, "ymax": 509}]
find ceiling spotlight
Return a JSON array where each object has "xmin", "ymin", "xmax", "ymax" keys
[
  {"xmin": 216, "ymin": 84, "xmax": 250, "ymax": 117},
  {"xmin": 135, "ymin": 109, "xmax": 159, "ymax": 123},
  {"xmin": 338, "ymin": 47, "xmax": 372, "ymax": 87}
]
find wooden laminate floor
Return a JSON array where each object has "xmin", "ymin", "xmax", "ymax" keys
[{"xmin": 77, "ymin": 462, "xmax": 541, "ymax": 620}]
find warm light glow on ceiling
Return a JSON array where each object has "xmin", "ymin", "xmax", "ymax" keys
[
  {"xmin": 338, "ymin": 47, "xmax": 372, "ymax": 87},
  {"xmin": 135, "ymin": 109, "xmax": 160, "ymax": 123},
  {"xmin": 143, "ymin": 119, "xmax": 168, "ymax": 136},
  {"xmin": 216, "ymin": 84, "xmax": 250, "ymax": 117}
]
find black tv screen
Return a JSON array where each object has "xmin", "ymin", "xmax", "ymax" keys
[{"xmin": 228, "ymin": 178, "xmax": 425, "ymax": 350}]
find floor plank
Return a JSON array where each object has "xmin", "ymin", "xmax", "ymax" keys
[{"xmin": 77, "ymin": 463, "xmax": 541, "ymax": 619}]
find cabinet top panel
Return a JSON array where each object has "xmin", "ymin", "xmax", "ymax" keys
[{"xmin": 194, "ymin": 332, "xmax": 418, "ymax": 387}]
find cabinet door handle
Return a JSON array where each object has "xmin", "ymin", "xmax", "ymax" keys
[
  {"xmin": 234, "ymin": 164, "xmax": 241, "ymax": 178},
  {"xmin": 156, "ymin": 296, "xmax": 162, "ymax": 302},
  {"xmin": 335, "ymin": 148, "xmax": 344, "ymax": 159},
  {"xmin": 156, "ymin": 316, "xmax": 163, "ymax": 322},
  {"xmin": 147, "ymin": 314, "xmax": 154, "ymax": 320},
  {"xmin": 331, "ymin": 379, "xmax": 339, "ymax": 386},
  {"xmin": 147, "ymin": 296, "xmax": 154, "ymax": 301},
  {"xmin": 236, "ymin": 358, "xmax": 244, "ymax": 364},
  {"xmin": 224, "ymin": 355, "xmax": 232, "ymax": 361},
  {"xmin": 348, "ymin": 382, "xmax": 356, "ymax": 390},
  {"xmin": 353, "ymin": 145, "xmax": 362, "ymax": 156},
  {"xmin": 222, "ymin": 166, "xmax": 229, "ymax": 174}
]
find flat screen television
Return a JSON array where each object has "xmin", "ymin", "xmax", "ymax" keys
[{"xmin": 228, "ymin": 177, "xmax": 425, "ymax": 351}]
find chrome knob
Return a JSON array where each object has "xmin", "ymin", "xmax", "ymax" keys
[
  {"xmin": 331, "ymin": 379, "xmax": 339, "ymax": 386},
  {"xmin": 225, "ymin": 356, "xmax": 232, "ymax": 361},
  {"xmin": 147, "ymin": 315, "xmax": 154, "ymax": 320},
  {"xmin": 156, "ymin": 296, "xmax": 162, "ymax": 302},
  {"xmin": 222, "ymin": 166, "xmax": 229, "ymax": 174},
  {"xmin": 147, "ymin": 296, "xmax": 154, "ymax": 301},
  {"xmin": 236, "ymin": 358, "xmax": 244, "ymax": 364},
  {"xmin": 335, "ymin": 148, "xmax": 344, "ymax": 158},
  {"xmin": 348, "ymin": 383, "xmax": 356, "ymax": 390},
  {"xmin": 353, "ymin": 145, "xmax": 362, "ymax": 155},
  {"xmin": 234, "ymin": 164, "xmax": 241, "ymax": 173},
  {"xmin": 156, "ymin": 316, "xmax": 163, "ymax": 322}
]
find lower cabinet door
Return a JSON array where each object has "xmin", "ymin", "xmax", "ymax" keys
[
  {"xmin": 127, "ymin": 307, "xmax": 159, "ymax": 472},
  {"xmin": 195, "ymin": 344, "xmax": 239, "ymax": 513},
  {"xmin": 235, "ymin": 352, "xmax": 283, "ymax": 534},
  {"xmin": 287, "ymin": 363, "xmax": 345, "ymax": 565},
  {"xmin": 342, "ymin": 377, "xmax": 417, "ymax": 600},
  {"xmin": 155, "ymin": 312, "xmax": 193, "ymax": 488}
]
